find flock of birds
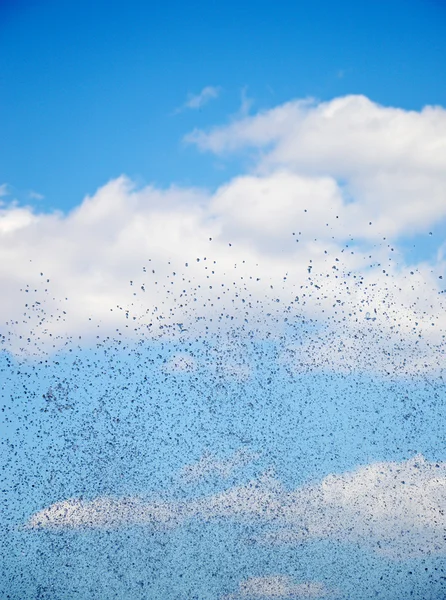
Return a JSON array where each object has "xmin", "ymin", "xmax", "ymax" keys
[{"xmin": 0, "ymin": 222, "xmax": 445, "ymax": 599}]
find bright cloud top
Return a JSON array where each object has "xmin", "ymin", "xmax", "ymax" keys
[
  {"xmin": 26, "ymin": 455, "xmax": 446, "ymax": 559},
  {"xmin": 186, "ymin": 95, "xmax": 446, "ymax": 238}
]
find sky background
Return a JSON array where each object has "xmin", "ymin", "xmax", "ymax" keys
[
  {"xmin": 1, "ymin": 1, "xmax": 446, "ymax": 599},
  {"xmin": 1, "ymin": 0, "xmax": 446, "ymax": 212}
]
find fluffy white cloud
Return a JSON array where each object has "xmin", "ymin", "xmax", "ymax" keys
[
  {"xmin": 25, "ymin": 456, "xmax": 446, "ymax": 559},
  {"xmin": 0, "ymin": 204, "xmax": 37, "ymax": 234},
  {"xmin": 224, "ymin": 576, "xmax": 333, "ymax": 599},
  {"xmin": 186, "ymin": 94, "xmax": 446, "ymax": 239},
  {"xmin": 0, "ymin": 96, "xmax": 445, "ymax": 376}
]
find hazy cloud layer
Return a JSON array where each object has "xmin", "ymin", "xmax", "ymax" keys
[{"xmin": 26, "ymin": 456, "xmax": 446, "ymax": 559}]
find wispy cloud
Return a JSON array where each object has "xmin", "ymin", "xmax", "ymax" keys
[
  {"xmin": 0, "ymin": 183, "xmax": 10, "ymax": 198},
  {"xmin": 175, "ymin": 85, "xmax": 221, "ymax": 113},
  {"xmin": 238, "ymin": 86, "xmax": 254, "ymax": 117},
  {"xmin": 28, "ymin": 190, "xmax": 44, "ymax": 200}
]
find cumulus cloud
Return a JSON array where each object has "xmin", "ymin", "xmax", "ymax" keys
[
  {"xmin": 25, "ymin": 456, "xmax": 446, "ymax": 559},
  {"xmin": 186, "ymin": 94, "xmax": 446, "ymax": 239},
  {"xmin": 0, "ymin": 96, "xmax": 445, "ymax": 376},
  {"xmin": 176, "ymin": 86, "xmax": 221, "ymax": 112},
  {"xmin": 224, "ymin": 575, "xmax": 333, "ymax": 599}
]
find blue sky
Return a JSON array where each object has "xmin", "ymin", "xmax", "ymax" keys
[
  {"xmin": 1, "ymin": 0, "xmax": 446, "ymax": 212},
  {"xmin": 1, "ymin": 1, "xmax": 446, "ymax": 599}
]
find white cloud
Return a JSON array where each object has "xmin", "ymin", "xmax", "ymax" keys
[
  {"xmin": 25, "ymin": 496, "xmax": 182, "ymax": 530},
  {"xmin": 0, "ymin": 204, "xmax": 38, "ymax": 234},
  {"xmin": 253, "ymin": 455, "xmax": 446, "ymax": 559},
  {"xmin": 179, "ymin": 449, "xmax": 260, "ymax": 484},
  {"xmin": 185, "ymin": 94, "xmax": 446, "ymax": 239},
  {"xmin": 0, "ymin": 172, "xmax": 444, "ymax": 375},
  {"xmin": 26, "ymin": 456, "xmax": 446, "ymax": 559},
  {"xmin": 177, "ymin": 86, "xmax": 221, "ymax": 112},
  {"xmin": 0, "ymin": 96, "xmax": 445, "ymax": 376},
  {"xmin": 225, "ymin": 576, "xmax": 333, "ymax": 599},
  {"xmin": 190, "ymin": 456, "xmax": 446, "ymax": 558}
]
